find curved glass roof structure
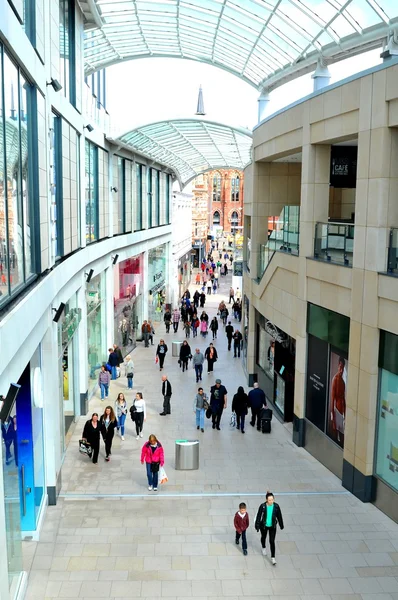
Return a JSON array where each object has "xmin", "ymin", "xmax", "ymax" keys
[
  {"xmin": 113, "ymin": 119, "xmax": 252, "ymax": 187},
  {"xmin": 83, "ymin": 1, "xmax": 398, "ymax": 90}
]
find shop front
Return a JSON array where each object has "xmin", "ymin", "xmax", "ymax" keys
[
  {"xmin": 178, "ymin": 253, "xmax": 191, "ymax": 300},
  {"xmin": 113, "ymin": 254, "xmax": 143, "ymax": 357},
  {"xmin": 148, "ymin": 244, "xmax": 167, "ymax": 321},
  {"xmin": 87, "ymin": 273, "xmax": 107, "ymax": 400},
  {"xmin": 304, "ymin": 303, "xmax": 350, "ymax": 478},
  {"xmin": 255, "ymin": 311, "xmax": 295, "ymax": 422}
]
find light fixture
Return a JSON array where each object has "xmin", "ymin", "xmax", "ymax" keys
[
  {"xmin": 46, "ymin": 78, "xmax": 62, "ymax": 92},
  {"xmin": 84, "ymin": 124, "xmax": 94, "ymax": 132},
  {"xmin": 52, "ymin": 302, "xmax": 66, "ymax": 323},
  {"xmin": 85, "ymin": 269, "xmax": 94, "ymax": 283},
  {"xmin": 112, "ymin": 254, "xmax": 119, "ymax": 265},
  {"xmin": 111, "ymin": 186, "xmax": 118, "ymax": 192}
]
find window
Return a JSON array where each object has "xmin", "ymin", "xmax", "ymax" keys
[
  {"xmin": 117, "ymin": 157, "xmax": 125, "ymax": 233},
  {"xmin": 231, "ymin": 211, "xmax": 239, "ymax": 228},
  {"xmin": 213, "ymin": 174, "xmax": 221, "ymax": 201},
  {"xmin": 85, "ymin": 140, "xmax": 98, "ymax": 243},
  {"xmin": 147, "ymin": 167, "xmax": 152, "ymax": 227},
  {"xmin": 166, "ymin": 174, "xmax": 170, "ymax": 224},
  {"xmin": 231, "ymin": 176, "xmax": 240, "ymax": 201},
  {"xmin": 155, "ymin": 170, "xmax": 160, "ymax": 226},
  {"xmin": 59, "ymin": 0, "xmax": 76, "ymax": 105},
  {"xmin": 213, "ymin": 211, "xmax": 220, "ymax": 225},
  {"xmin": 51, "ymin": 113, "xmax": 63, "ymax": 258},
  {"xmin": 135, "ymin": 163, "xmax": 143, "ymax": 230}
]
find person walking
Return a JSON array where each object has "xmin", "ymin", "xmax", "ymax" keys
[
  {"xmin": 214, "ymin": 271, "xmax": 219, "ymax": 288},
  {"xmin": 193, "ymin": 289, "xmax": 200, "ymax": 308},
  {"xmin": 195, "ymin": 272, "xmax": 201, "ymax": 286},
  {"xmin": 141, "ymin": 434, "xmax": 165, "ymax": 492},
  {"xmin": 108, "ymin": 347, "xmax": 119, "ymax": 380},
  {"xmin": 221, "ymin": 306, "xmax": 229, "ymax": 326},
  {"xmin": 125, "ymin": 355, "xmax": 134, "ymax": 390},
  {"xmin": 115, "ymin": 393, "xmax": 128, "ymax": 440},
  {"xmin": 200, "ymin": 310, "xmax": 209, "ymax": 324},
  {"xmin": 255, "ymin": 492, "xmax": 284, "ymax": 565},
  {"xmin": 234, "ymin": 502, "xmax": 249, "ymax": 556},
  {"xmin": 148, "ymin": 320, "xmax": 155, "ymax": 346},
  {"xmin": 82, "ymin": 412, "xmax": 101, "ymax": 464},
  {"xmin": 164, "ymin": 309, "xmax": 172, "ymax": 333},
  {"xmin": 160, "ymin": 375, "xmax": 172, "ymax": 415},
  {"xmin": 233, "ymin": 329, "xmax": 243, "ymax": 358},
  {"xmin": 193, "ymin": 387, "xmax": 208, "ymax": 432},
  {"xmin": 192, "ymin": 348, "xmax": 204, "ymax": 382},
  {"xmin": 199, "ymin": 291, "xmax": 206, "ymax": 308},
  {"xmin": 156, "ymin": 339, "xmax": 168, "ymax": 371},
  {"xmin": 131, "ymin": 392, "xmax": 146, "ymax": 439},
  {"xmin": 172, "ymin": 308, "xmax": 180, "ymax": 333},
  {"xmin": 141, "ymin": 321, "xmax": 151, "ymax": 347},
  {"xmin": 229, "ymin": 287, "xmax": 235, "ymax": 304},
  {"xmin": 210, "ymin": 378, "xmax": 228, "ymax": 430},
  {"xmin": 207, "ymin": 280, "xmax": 212, "ymax": 295},
  {"xmin": 98, "ymin": 365, "xmax": 111, "ymax": 400},
  {"xmin": 192, "ymin": 315, "xmax": 200, "ymax": 337},
  {"xmin": 179, "ymin": 340, "xmax": 192, "ymax": 372},
  {"xmin": 99, "ymin": 406, "xmax": 118, "ymax": 461},
  {"xmin": 184, "ymin": 320, "xmax": 191, "ymax": 338},
  {"xmin": 200, "ymin": 319, "xmax": 208, "ymax": 338},
  {"xmin": 224, "ymin": 263, "xmax": 228, "ymax": 276},
  {"xmin": 225, "ymin": 321, "xmax": 234, "ymax": 350},
  {"xmin": 205, "ymin": 342, "xmax": 218, "ymax": 373},
  {"xmin": 248, "ymin": 383, "xmax": 267, "ymax": 431},
  {"xmin": 210, "ymin": 316, "xmax": 219, "ymax": 340},
  {"xmin": 232, "ymin": 386, "xmax": 249, "ymax": 434}
]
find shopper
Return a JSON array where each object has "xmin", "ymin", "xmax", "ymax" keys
[
  {"xmin": 232, "ymin": 386, "xmax": 249, "ymax": 434},
  {"xmin": 125, "ymin": 355, "xmax": 134, "ymax": 389},
  {"xmin": 221, "ymin": 306, "xmax": 229, "ymax": 326},
  {"xmin": 207, "ymin": 280, "xmax": 212, "ymax": 295},
  {"xmin": 179, "ymin": 340, "xmax": 192, "ymax": 372},
  {"xmin": 148, "ymin": 320, "xmax": 155, "ymax": 346},
  {"xmin": 210, "ymin": 378, "xmax": 228, "ymax": 430},
  {"xmin": 113, "ymin": 344, "xmax": 124, "ymax": 367},
  {"xmin": 199, "ymin": 291, "xmax": 206, "ymax": 308},
  {"xmin": 195, "ymin": 272, "xmax": 201, "ymax": 286},
  {"xmin": 229, "ymin": 287, "xmax": 235, "ymax": 304},
  {"xmin": 160, "ymin": 375, "xmax": 172, "ymax": 415},
  {"xmin": 193, "ymin": 387, "xmax": 208, "ymax": 432},
  {"xmin": 192, "ymin": 348, "xmax": 204, "ymax": 382},
  {"xmin": 114, "ymin": 392, "xmax": 128, "ymax": 440},
  {"xmin": 248, "ymin": 383, "xmax": 267, "ymax": 431},
  {"xmin": 205, "ymin": 342, "xmax": 218, "ymax": 373},
  {"xmin": 255, "ymin": 491, "xmax": 284, "ymax": 565},
  {"xmin": 164, "ymin": 309, "xmax": 172, "ymax": 333},
  {"xmin": 141, "ymin": 321, "xmax": 151, "ymax": 347},
  {"xmin": 98, "ymin": 365, "xmax": 111, "ymax": 400},
  {"xmin": 82, "ymin": 412, "xmax": 101, "ymax": 464},
  {"xmin": 156, "ymin": 339, "xmax": 168, "ymax": 371},
  {"xmin": 234, "ymin": 502, "xmax": 249, "ymax": 556},
  {"xmin": 172, "ymin": 308, "xmax": 180, "ymax": 332},
  {"xmin": 200, "ymin": 319, "xmax": 208, "ymax": 338},
  {"xmin": 99, "ymin": 406, "xmax": 118, "ymax": 461},
  {"xmin": 193, "ymin": 289, "xmax": 200, "ymax": 308},
  {"xmin": 210, "ymin": 316, "xmax": 219, "ymax": 340},
  {"xmin": 200, "ymin": 310, "xmax": 209, "ymax": 323},
  {"xmin": 225, "ymin": 321, "xmax": 234, "ymax": 350},
  {"xmin": 192, "ymin": 315, "xmax": 200, "ymax": 337},
  {"xmin": 108, "ymin": 347, "xmax": 119, "ymax": 380},
  {"xmin": 184, "ymin": 320, "xmax": 191, "ymax": 338},
  {"xmin": 131, "ymin": 392, "xmax": 146, "ymax": 439},
  {"xmin": 233, "ymin": 329, "xmax": 243, "ymax": 358},
  {"xmin": 141, "ymin": 434, "xmax": 165, "ymax": 492}
]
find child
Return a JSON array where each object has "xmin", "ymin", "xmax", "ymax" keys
[
  {"xmin": 234, "ymin": 502, "xmax": 249, "ymax": 555},
  {"xmin": 184, "ymin": 320, "xmax": 191, "ymax": 338}
]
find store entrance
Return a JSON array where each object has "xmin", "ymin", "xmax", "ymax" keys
[{"xmin": 62, "ymin": 339, "xmax": 78, "ymax": 445}]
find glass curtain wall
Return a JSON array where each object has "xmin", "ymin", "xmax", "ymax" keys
[
  {"xmin": 135, "ymin": 163, "xmax": 143, "ymax": 230},
  {"xmin": 59, "ymin": 0, "xmax": 76, "ymax": 105},
  {"xmin": 165, "ymin": 173, "xmax": 170, "ymax": 224},
  {"xmin": 87, "ymin": 272, "xmax": 107, "ymax": 398},
  {"xmin": 148, "ymin": 244, "xmax": 166, "ymax": 319},
  {"xmin": 85, "ymin": 140, "xmax": 98, "ymax": 243},
  {"xmin": 113, "ymin": 255, "xmax": 143, "ymax": 356},
  {"xmin": 117, "ymin": 157, "xmax": 125, "ymax": 233},
  {"xmin": 147, "ymin": 167, "xmax": 152, "ymax": 227}
]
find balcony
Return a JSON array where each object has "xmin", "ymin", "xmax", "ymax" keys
[
  {"xmin": 257, "ymin": 206, "xmax": 300, "ymax": 280},
  {"xmin": 314, "ymin": 222, "xmax": 354, "ymax": 267},
  {"xmin": 387, "ymin": 228, "xmax": 398, "ymax": 275}
]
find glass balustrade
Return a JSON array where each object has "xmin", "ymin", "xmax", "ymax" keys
[
  {"xmin": 257, "ymin": 206, "xmax": 300, "ymax": 280},
  {"xmin": 314, "ymin": 222, "xmax": 354, "ymax": 267},
  {"xmin": 387, "ymin": 228, "xmax": 398, "ymax": 275}
]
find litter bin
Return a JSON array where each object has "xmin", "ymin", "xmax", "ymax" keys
[
  {"xmin": 172, "ymin": 341, "xmax": 182, "ymax": 357},
  {"xmin": 175, "ymin": 439, "xmax": 199, "ymax": 470}
]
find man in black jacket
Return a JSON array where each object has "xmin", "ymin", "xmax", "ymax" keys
[
  {"xmin": 225, "ymin": 321, "xmax": 234, "ymax": 350},
  {"xmin": 160, "ymin": 375, "xmax": 172, "ymax": 415},
  {"xmin": 255, "ymin": 492, "xmax": 284, "ymax": 565},
  {"xmin": 233, "ymin": 329, "xmax": 243, "ymax": 358},
  {"xmin": 248, "ymin": 383, "xmax": 267, "ymax": 430},
  {"xmin": 210, "ymin": 379, "xmax": 228, "ymax": 430}
]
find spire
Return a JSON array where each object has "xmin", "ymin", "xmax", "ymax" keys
[{"xmin": 195, "ymin": 85, "xmax": 206, "ymax": 116}]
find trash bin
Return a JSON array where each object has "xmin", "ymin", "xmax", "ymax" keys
[
  {"xmin": 175, "ymin": 439, "xmax": 199, "ymax": 470},
  {"xmin": 172, "ymin": 341, "xmax": 182, "ymax": 357}
]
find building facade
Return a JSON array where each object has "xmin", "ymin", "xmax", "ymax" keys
[{"xmin": 243, "ymin": 58, "xmax": 398, "ymax": 523}]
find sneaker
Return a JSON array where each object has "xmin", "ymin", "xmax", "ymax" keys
[
  {"xmin": 105, "ymin": 457, "xmax": 110, "ymax": 462},
  {"xmin": 201, "ymin": 428, "xmax": 204, "ymax": 432},
  {"xmin": 121, "ymin": 436, "xmax": 125, "ymax": 440},
  {"xmin": 235, "ymin": 539, "xmax": 239, "ymax": 545},
  {"xmin": 271, "ymin": 557, "xmax": 276, "ymax": 565},
  {"xmin": 140, "ymin": 432, "xmax": 143, "ymax": 438},
  {"xmin": 243, "ymin": 550, "xmax": 248, "ymax": 556},
  {"xmin": 153, "ymin": 487, "xmax": 158, "ymax": 492},
  {"xmin": 136, "ymin": 435, "xmax": 139, "ymax": 439},
  {"xmin": 262, "ymin": 548, "xmax": 267, "ymax": 556},
  {"xmin": 148, "ymin": 485, "xmax": 153, "ymax": 491},
  {"xmin": 212, "ymin": 424, "xmax": 216, "ymax": 429},
  {"xmin": 197, "ymin": 426, "xmax": 200, "ymax": 430}
]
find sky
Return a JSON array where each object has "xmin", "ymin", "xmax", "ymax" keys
[{"xmin": 105, "ymin": 49, "xmax": 382, "ymax": 136}]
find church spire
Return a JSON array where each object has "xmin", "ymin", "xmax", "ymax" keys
[{"xmin": 195, "ymin": 85, "xmax": 206, "ymax": 116}]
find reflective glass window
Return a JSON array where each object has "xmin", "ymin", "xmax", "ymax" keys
[
  {"xmin": 213, "ymin": 210, "xmax": 220, "ymax": 225},
  {"xmin": 51, "ymin": 113, "xmax": 63, "ymax": 258},
  {"xmin": 0, "ymin": 49, "xmax": 8, "ymax": 300},
  {"xmin": 59, "ymin": 0, "xmax": 76, "ymax": 105},
  {"xmin": 85, "ymin": 140, "xmax": 98, "ymax": 242},
  {"xmin": 147, "ymin": 167, "xmax": 152, "ymax": 227},
  {"xmin": 117, "ymin": 157, "xmax": 125, "ymax": 233}
]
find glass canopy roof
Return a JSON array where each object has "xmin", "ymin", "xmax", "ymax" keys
[
  {"xmin": 83, "ymin": 0, "xmax": 398, "ymax": 89},
  {"xmin": 114, "ymin": 119, "xmax": 252, "ymax": 187}
]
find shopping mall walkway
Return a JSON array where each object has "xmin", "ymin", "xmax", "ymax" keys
[{"xmin": 24, "ymin": 268, "xmax": 398, "ymax": 599}]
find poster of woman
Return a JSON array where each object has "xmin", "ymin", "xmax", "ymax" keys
[{"xmin": 327, "ymin": 352, "xmax": 347, "ymax": 448}]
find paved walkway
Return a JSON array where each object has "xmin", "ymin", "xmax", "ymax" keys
[{"xmin": 24, "ymin": 270, "xmax": 398, "ymax": 599}]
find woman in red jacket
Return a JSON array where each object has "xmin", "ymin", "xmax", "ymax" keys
[{"xmin": 141, "ymin": 434, "xmax": 165, "ymax": 492}]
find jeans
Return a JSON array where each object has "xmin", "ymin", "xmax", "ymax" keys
[
  {"xmin": 111, "ymin": 366, "xmax": 117, "ymax": 380},
  {"xmin": 236, "ymin": 413, "xmax": 246, "ymax": 432},
  {"xmin": 196, "ymin": 408, "xmax": 205, "ymax": 429},
  {"xmin": 173, "ymin": 322, "xmax": 179, "ymax": 332},
  {"xmin": 234, "ymin": 343, "xmax": 241, "ymax": 357},
  {"xmin": 194, "ymin": 364, "xmax": 203, "ymax": 381},
  {"xmin": 163, "ymin": 395, "xmax": 171, "ymax": 414},
  {"xmin": 260, "ymin": 526, "xmax": 276, "ymax": 557},
  {"xmin": 143, "ymin": 332, "xmax": 149, "ymax": 347},
  {"xmin": 146, "ymin": 462, "xmax": 159, "ymax": 488},
  {"xmin": 100, "ymin": 383, "xmax": 109, "ymax": 399},
  {"xmin": 118, "ymin": 413, "xmax": 126, "ymax": 436},
  {"xmin": 236, "ymin": 530, "xmax": 247, "ymax": 551},
  {"xmin": 127, "ymin": 376, "xmax": 133, "ymax": 389}
]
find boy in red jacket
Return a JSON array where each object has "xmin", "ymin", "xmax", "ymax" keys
[{"xmin": 234, "ymin": 502, "xmax": 249, "ymax": 555}]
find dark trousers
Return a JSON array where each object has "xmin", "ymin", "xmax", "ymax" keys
[
  {"xmin": 103, "ymin": 433, "xmax": 114, "ymax": 458},
  {"xmin": 236, "ymin": 413, "xmax": 246, "ymax": 432},
  {"xmin": 207, "ymin": 359, "xmax": 215, "ymax": 372},
  {"xmin": 135, "ymin": 412, "xmax": 144, "ymax": 436},
  {"xmin": 195, "ymin": 364, "xmax": 203, "ymax": 381},
  {"xmin": 236, "ymin": 530, "xmax": 247, "ymax": 551},
  {"xmin": 227, "ymin": 336, "xmax": 232, "ymax": 350},
  {"xmin": 173, "ymin": 322, "xmax": 179, "ymax": 332},
  {"xmin": 234, "ymin": 342, "xmax": 241, "ymax": 357},
  {"xmin": 250, "ymin": 407, "xmax": 262, "ymax": 430},
  {"xmin": 91, "ymin": 441, "xmax": 100, "ymax": 464},
  {"xmin": 159, "ymin": 354, "xmax": 165, "ymax": 369},
  {"xmin": 212, "ymin": 409, "xmax": 223, "ymax": 429},
  {"xmin": 165, "ymin": 322, "xmax": 170, "ymax": 333},
  {"xmin": 260, "ymin": 526, "xmax": 276, "ymax": 557},
  {"xmin": 5, "ymin": 441, "xmax": 13, "ymax": 462},
  {"xmin": 181, "ymin": 358, "xmax": 189, "ymax": 372},
  {"xmin": 163, "ymin": 395, "xmax": 171, "ymax": 414}
]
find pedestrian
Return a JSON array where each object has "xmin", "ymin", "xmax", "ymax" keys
[
  {"xmin": 179, "ymin": 340, "xmax": 192, "ymax": 372},
  {"xmin": 212, "ymin": 281, "xmax": 217, "ymax": 294},
  {"xmin": 221, "ymin": 306, "xmax": 229, "ymax": 326},
  {"xmin": 210, "ymin": 316, "xmax": 219, "ymax": 340},
  {"xmin": 236, "ymin": 300, "xmax": 242, "ymax": 322},
  {"xmin": 184, "ymin": 320, "xmax": 191, "ymax": 338},
  {"xmin": 141, "ymin": 320, "xmax": 151, "ymax": 347},
  {"xmin": 82, "ymin": 412, "xmax": 101, "ymax": 464},
  {"xmin": 141, "ymin": 434, "xmax": 165, "ymax": 492},
  {"xmin": 233, "ymin": 329, "xmax": 243, "ymax": 357},
  {"xmin": 225, "ymin": 321, "xmax": 234, "ymax": 350},
  {"xmin": 192, "ymin": 348, "xmax": 204, "ymax": 382},
  {"xmin": 214, "ymin": 271, "xmax": 219, "ymax": 287},
  {"xmin": 160, "ymin": 375, "xmax": 172, "ymax": 415},
  {"xmin": 98, "ymin": 364, "xmax": 111, "ymax": 400},
  {"xmin": 1, "ymin": 415, "xmax": 16, "ymax": 466},
  {"xmin": 205, "ymin": 342, "xmax": 218, "ymax": 373},
  {"xmin": 207, "ymin": 280, "xmax": 212, "ymax": 295},
  {"xmin": 113, "ymin": 344, "xmax": 124, "ymax": 371},
  {"xmin": 200, "ymin": 291, "xmax": 206, "ymax": 308},
  {"xmin": 156, "ymin": 338, "xmax": 168, "ymax": 371},
  {"xmin": 200, "ymin": 310, "xmax": 209, "ymax": 323},
  {"xmin": 108, "ymin": 347, "xmax": 119, "ymax": 380},
  {"xmin": 235, "ymin": 287, "xmax": 242, "ymax": 301},
  {"xmin": 255, "ymin": 491, "xmax": 284, "ymax": 565},
  {"xmin": 148, "ymin": 320, "xmax": 155, "ymax": 346},
  {"xmin": 232, "ymin": 300, "xmax": 239, "ymax": 319},
  {"xmin": 232, "ymin": 386, "xmax": 249, "ymax": 434},
  {"xmin": 229, "ymin": 287, "xmax": 235, "ymax": 304},
  {"xmin": 193, "ymin": 387, "xmax": 208, "ymax": 432},
  {"xmin": 192, "ymin": 315, "xmax": 200, "ymax": 337},
  {"xmin": 193, "ymin": 289, "xmax": 200, "ymax": 308},
  {"xmin": 210, "ymin": 378, "xmax": 228, "ymax": 430},
  {"xmin": 200, "ymin": 319, "xmax": 208, "ymax": 338},
  {"xmin": 224, "ymin": 263, "xmax": 228, "ymax": 276},
  {"xmin": 115, "ymin": 392, "xmax": 128, "ymax": 440},
  {"xmin": 195, "ymin": 272, "xmax": 201, "ymax": 285},
  {"xmin": 125, "ymin": 354, "xmax": 134, "ymax": 389},
  {"xmin": 172, "ymin": 308, "xmax": 180, "ymax": 332},
  {"xmin": 248, "ymin": 383, "xmax": 267, "ymax": 431},
  {"xmin": 164, "ymin": 309, "xmax": 172, "ymax": 333},
  {"xmin": 99, "ymin": 406, "xmax": 118, "ymax": 462},
  {"xmin": 234, "ymin": 502, "xmax": 249, "ymax": 556},
  {"xmin": 131, "ymin": 391, "xmax": 146, "ymax": 439}
]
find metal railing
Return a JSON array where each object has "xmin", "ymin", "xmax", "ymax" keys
[
  {"xmin": 387, "ymin": 228, "xmax": 398, "ymax": 275},
  {"xmin": 257, "ymin": 206, "xmax": 300, "ymax": 280},
  {"xmin": 314, "ymin": 222, "xmax": 354, "ymax": 267}
]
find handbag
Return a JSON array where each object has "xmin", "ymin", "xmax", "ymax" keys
[
  {"xmin": 155, "ymin": 355, "xmax": 159, "ymax": 364},
  {"xmin": 127, "ymin": 372, "xmax": 134, "ymax": 378},
  {"xmin": 79, "ymin": 439, "xmax": 93, "ymax": 458},
  {"xmin": 150, "ymin": 461, "xmax": 160, "ymax": 473},
  {"xmin": 130, "ymin": 403, "xmax": 137, "ymax": 421},
  {"xmin": 206, "ymin": 407, "xmax": 212, "ymax": 419}
]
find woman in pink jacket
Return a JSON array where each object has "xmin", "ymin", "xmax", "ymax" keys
[{"xmin": 140, "ymin": 434, "xmax": 165, "ymax": 492}]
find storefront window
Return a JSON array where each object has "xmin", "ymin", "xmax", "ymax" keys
[
  {"xmin": 113, "ymin": 255, "xmax": 143, "ymax": 356},
  {"xmin": 257, "ymin": 326, "xmax": 274, "ymax": 381},
  {"xmin": 148, "ymin": 244, "xmax": 167, "ymax": 320},
  {"xmin": 87, "ymin": 272, "xmax": 107, "ymax": 398},
  {"xmin": 178, "ymin": 254, "xmax": 191, "ymax": 300}
]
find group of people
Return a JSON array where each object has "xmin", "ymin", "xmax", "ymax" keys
[{"xmin": 98, "ymin": 345, "xmax": 135, "ymax": 400}]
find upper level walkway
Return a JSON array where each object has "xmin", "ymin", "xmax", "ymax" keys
[{"xmin": 24, "ymin": 269, "xmax": 398, "ymax": 599}]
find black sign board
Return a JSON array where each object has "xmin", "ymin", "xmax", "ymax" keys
[
  {"xmin": 305, "ymin": 335, "xmax": 328, "ymax": 430},
  {"xmin": 330, "ymin": 145, "xmax": 357, "ymax": 188}
]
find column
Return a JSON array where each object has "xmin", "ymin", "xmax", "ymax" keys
[
  {"xmin": 257, "ymin": 88, "xmax": 270, "ymax": 123},
  {"xmin": 311, "ymin": 59, "xmax": 331, "ymax": 92}
]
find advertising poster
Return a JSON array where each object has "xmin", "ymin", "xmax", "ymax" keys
[
  {"xmin": 376, "ymin": 369, "xmax": 398, "ymax": 491},
  {"xmin": 327, "ymin": 351, "xmax": 347, "ymax": 448},
  {"xmin": 305, "ymin": 335, "xmax": 328, "ymax": 430}
]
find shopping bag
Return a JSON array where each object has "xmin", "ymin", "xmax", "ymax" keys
[
  {"xmin": 159, "ymin": 466, "xmax": 168, "ymax": 484},
  {"xmin": 230, "ymin": 412, "xmax": 236, "ymax": 428},
  {"xmin": 155, "ymin": 355, "xmax": 159, "ymax": 364},
  {"xmin": 79, "ymin": 439, "xmax": 92, "ymax": 458}
]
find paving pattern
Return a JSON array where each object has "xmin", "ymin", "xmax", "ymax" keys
[{"xmin": 23, "ymin": 267, "xmax": 398, "ymax": 599}]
